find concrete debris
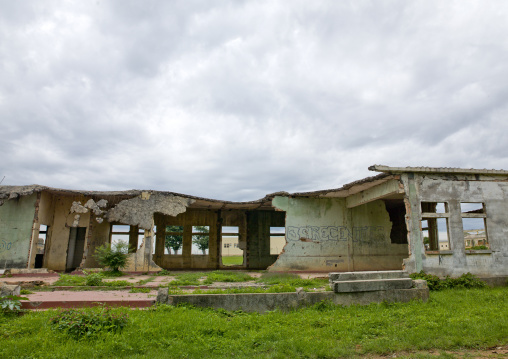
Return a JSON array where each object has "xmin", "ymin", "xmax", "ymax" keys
[
  {"xmin": 106, "ymin": 192, "xmax": 194, "ymax": 230},
  {"xmin": 84, "ymin": 199, "xmax": 105, "ymax": 216},
  {"xmin": 72, "ymin": 215, "xmax": 81, "ymax": 227},
  {"xmin": 70, "ymin": 201, "xmax": 88, "ymax": 214},
  {"xmin": 96, "ymin": 199, "xmax": 108, "ymax": 208}
]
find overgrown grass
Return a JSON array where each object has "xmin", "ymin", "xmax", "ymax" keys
[
  {"xmin": 53, "ymin": 274, "xmax": 131, "ymax": 287},
  {"xmin": 256, "ymin": 272, "xmax": 329, "ymax": 288},
  {"xmin": 168, "ymin": 272, "xmax": 205, "ymax": 286},
  {"xmin": 410, "ymin": 271, "xmax": 487, "ymax": 291},
  {"xmin": 202, "ymin": 271, "xmax": 253, "ymax": 284},
  {"xmin": 130, "ymin": 287, "xmax": 151, "ymax": 294},
  {"xmin": 0, "ymin": 288, "xmax": 506, "ymax": 358},
  {"xmin": 221, "ymin": 255, "xmax": 244, "ymax": 266}
]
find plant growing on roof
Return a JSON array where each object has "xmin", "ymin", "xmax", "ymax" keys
[{"xmin": 94, "ymin": 241, "xmax": 130, "ymax": 273}]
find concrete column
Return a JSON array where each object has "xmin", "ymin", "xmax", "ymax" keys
[{"xmin": 182, "ymin": 224, "xmax": 192, "ymax": 268}]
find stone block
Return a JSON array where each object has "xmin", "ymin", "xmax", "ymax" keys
[
  {"xmin": 329, "ymin": 270, "xmax": 409, "ymax": 283},
  {"xmin": 0, "ymin": 283, "xmax": 21, "ymax": 297},
  {"xmin": 333, "ymin": 278, "xmax": 413, "ymax": 293}
]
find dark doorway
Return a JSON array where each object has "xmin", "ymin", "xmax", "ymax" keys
[{"xmin": 66, "ymin": 227, "xmax": 86, "ymax": 271}]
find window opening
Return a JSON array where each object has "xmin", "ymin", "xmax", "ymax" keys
[
  {"xmin": 221, "ymin": 226, "xmax": 243, "ymax": 266},
  {"xmin": 461, "ymin": 203, "xmax": 488, "ymax": 250},
  {"xmin": 111, "ymin": 225, "xmax": 130, "ymax": 247},
  {"xmin": 421, "ymin": 202, "xmax": 450, "ymax": 251},
  {"xmin": 165, "ymin": 225, "xmax": 183, "ymax": 255},
  {"xmin": 34, "ymin": 225, "xmax": 48, "ymax": 268},
  {"xmin": 270, "ymin": 227, "xmax": 286, "ymax": 255},
  {"xmin": 192, "ymin": 226, "xmax": 209, "ymax": 255}
]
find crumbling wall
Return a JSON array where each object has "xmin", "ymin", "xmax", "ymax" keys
[
  {"xmin": 350, "ymin": 200, "xmax": 408, "ymax": 271},
  {"xmin": 106, "ymin": 193, "xmax": 193, "ymax": 230},
  {"xmin": 269, "ymin": 196, "xmax": 404, "ymax": 272},
  {"xmin": 402, "ymin": 174, "xmax": 508, "ymax": 277},
  {"xmin": 0, "ymin": 193, "xmax": 37, "ymax": 268},
  {"xmin": 269, "ymin": 197, "xmax": 351, "ymax": 271}
]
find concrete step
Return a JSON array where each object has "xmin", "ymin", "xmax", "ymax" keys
[
  {"xmin": 332, "ymin": 278, "xmax": 413, "ymax": 293},
  {"xmin": 329, "ymin": 270, "xmax": 409, "ymax": 283}
]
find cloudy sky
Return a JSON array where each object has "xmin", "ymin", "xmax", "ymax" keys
[{"xmin": 1, "ymin": 1, "xmax": 508, "ymax": 201}]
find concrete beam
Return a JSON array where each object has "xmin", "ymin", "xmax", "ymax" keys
[{"xmin": 346, "ymin": 180, "xmax": 404, "ymax": 208}]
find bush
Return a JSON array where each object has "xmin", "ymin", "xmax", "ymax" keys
[
  {"xmin": 50, "ymin": 306, "xmax": 129, "ymax": 339},
  {"xmin": 410, "ymin": 271, "xmax": 487, "ymax": 291},
  {"xmin": 94, "ymin": 241, "xmax": 130, "ymax": 273},
  {"xmin": 0, "ymin": 295, "xmax": 22, "ymax": 315},
  {"xmin": 85, "ymin": 273, "xmax": 103, "ymax": 286}
]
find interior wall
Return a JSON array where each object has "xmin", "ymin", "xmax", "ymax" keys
[
  {"xmin": 270, "ymin": 196, "xmax": 407, "ymax": 272},
  {"xmin": 247, "ymin": 210, "xmax": 285, "ymax": 269},
  {"xmin": 350, "ymin": 200, "xmax": 408, "ymax": 271},
  {"xmin": 0, "ymin": 193, "xmax": 37, "ymax": 268},
  {"xmin": 154, "ymin": 209, "xmax": 218, "ymax": 269},
  {"xmin": 44, "ymin": 195, "xmax": 90, "ymax": 271}
]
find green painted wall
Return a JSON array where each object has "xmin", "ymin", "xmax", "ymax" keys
[{"xmin": 0, "ymin": 194, "xmax": 37, "ymax": 268}]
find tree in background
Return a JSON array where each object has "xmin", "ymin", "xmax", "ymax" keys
[
  {"xmin": 165, "ymin": 226, "xmax": 183, "ymax": 254},
  {"xmin": 192, "ymin": 226, "xmax": 209, "ymax": 255}
]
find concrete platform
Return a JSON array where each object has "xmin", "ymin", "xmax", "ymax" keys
[
  {"xmin": 329, "ymin": 270, "xmax": 409, "ymax": 282},
  {"xmin": 20, "ymin": 290, "xmax": 157, "ymax": 310},
  {"xmin": 333, "ymin": 278, "xmax": 413, "ymax": 293}
]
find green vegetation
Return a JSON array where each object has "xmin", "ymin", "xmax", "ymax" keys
[
  {"xmin": 256, "ymin": 272, "xmax": 328, "ymax": 289},
  {"xmin": 94, "ymin": 241, "xmax": 130, "ymax": 273},
  {"xmin": 192, "ymin": 226, "xmax": 209, "ymax": 254},
  {"xmin": 130, "ymin": 287, "xmax": 151, "ymax": 294},
  {"xmin": 222, "ymin": 255, "xmax": 244, "ymax": 266},
  {"xmin": 136, "ymin": 277, "xmax": 155, "ymax": 286},
  {"xmin": 0, "ymin": 288, "xmax": 506, "ymax": 358},
  {"xmin": 410, "ymin": 271, "xmax": 487, "ymax": 291},
  {"xmin": 19, "ymin": 289, "xmax": 34, "ymax": 295},
  {"xmin": 168, "ymin": 272, "xmax": 205, "ymax": 286},
  {"xmin": 49, "ymin": 306, "xmax": 129, "ymax": 339},
  {"xmin": 470, "ymin": 245, "xmax": 489, "ymax": 250},
  {"xmin": 53, "ymin": 274, "xmax": 132, "ymax": 288},
  {"xmin": 202, "ymin": 271, "xmax": 253, "ymax": 284},
  {"xmin": 165, "ymin": 225, "xmax": 183, "ymax": 255}
]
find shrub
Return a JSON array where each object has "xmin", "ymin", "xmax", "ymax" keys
[
  {"xmin": 94, "ymin": 241, "xmax": 130, "ymax": 273},
  {"xmin": 85, "ymin": 273, "xmax": 103, "ymax": 286},
  {"xmin": 410, "ymin": 271, "xmax": 487, "ymax": 290},
  {"xmin": 50, "ymin": 306, "xmax": 129, "ymax": 339},
  {"xmin": 0, "ymin": 295, "xmax": 22, "ymax": 315}
]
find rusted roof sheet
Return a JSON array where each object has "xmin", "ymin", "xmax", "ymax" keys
[{"xmin": 369, "ymin": 165, "xmax": 508, "ymax": 175}]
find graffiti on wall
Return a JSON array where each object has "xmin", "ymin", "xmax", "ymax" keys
[
  {"xmin": 0, "ymin": 240, "xmax": 12, "ymax": 253},
  {"xmin": 286, "ymin": 225, "xmax": 385, "ymax": 244}
]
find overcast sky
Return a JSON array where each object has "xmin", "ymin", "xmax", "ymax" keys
[{"xmin": 1, "ymin": 1, "xmax": 508, "ymax": 201}]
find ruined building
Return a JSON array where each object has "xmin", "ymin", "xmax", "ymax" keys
[{"xmin": 1, "ymin": 165, "xmax": 507, "ymax": 277}]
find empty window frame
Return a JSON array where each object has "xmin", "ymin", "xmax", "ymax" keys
[
  {"xmin": 270, "ymin": 227, "xmax": 286, "ymax": 255},
  {"xmin": 165, "ymin": 225, "xmax": 183, "ymax": 255},
  {"xmin": 192, "ymin": 226, "xmax": 209, "ymax": 255},
  {"xmin": 461, "ymin": 203, "xmax": 488, "ymax": 250},
  {"xmin": 221, "ymin": 226, "xmax": 243, "ymax": 266},
  {"xmin": 421, "ymin": 202, "xmax": 450, "ymax": 251}
]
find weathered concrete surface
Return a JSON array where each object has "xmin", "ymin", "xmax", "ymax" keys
[
  {"xmin": 0, "ymin": 283, "xmax": 21, "ymax": 297},
  {"xmin": 157, "ymin": 287, "xmax": 429, "ymax": 313},
  {"xmin": 333, "ymin": 278, "xmax": 413, "ymax": 293},
  {"xmin": 106, "ymin": 192, "xmax": 194, "ymax": 230},
  {"xmin": 400, "ymin": 173, "xmax": 508, "ymax": 277},
  {"xmin": 329, "ymin": 270, "xmax": 408, "ymax": 282},
  {"xmin": 0, "ymin": 193, "xmax": 37, "ymax": 268},
  {"xmin": 270, "ymin": 196, "xmax": 407, "ymax": 272}
]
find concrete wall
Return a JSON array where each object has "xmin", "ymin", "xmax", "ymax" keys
[
  {"xmin": 270, "ymin": 196, "xmax": 408, "ymax": 272},
  {"xmin": 44, "ymin": 196, "xmax": 91, "ymax": 271},
  {"xmin": 403, "ymin": 173, "xmax": 508, "ymax": 277},
  {"xmin": 0, "ymin": 194, "xmax": 37, "ymax": 268}
]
